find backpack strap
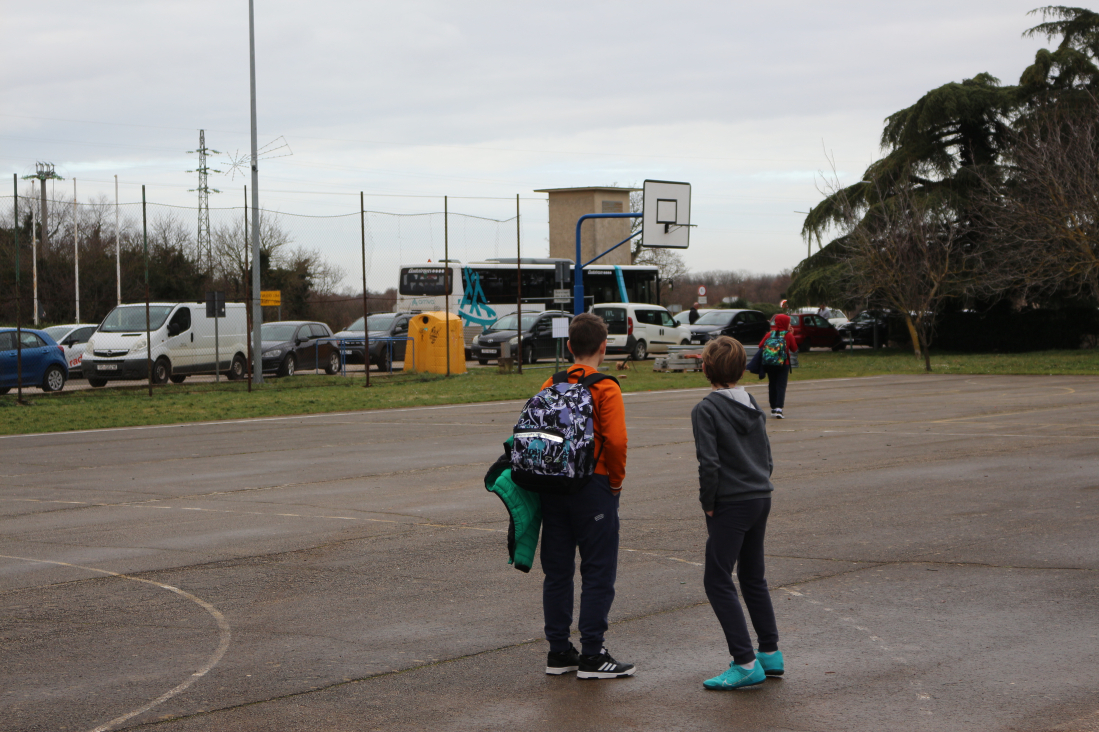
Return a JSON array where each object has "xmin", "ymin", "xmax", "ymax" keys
[
  {"xmin": 551, "ymin": 366, "xmax": 585, "ymax": 384},
  {"xmin": 580, "ymin": 372, "xmax": 620, "ymax": 389}
]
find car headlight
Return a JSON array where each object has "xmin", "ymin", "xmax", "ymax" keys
[
  {"xmin": 263, "ymin": 348, "xmax": 283, "ymax": 357},
  {"xmin": 85, "ymin": 337, "xmax": 95, "ymax": 352},
  {"xmin": 128, "ymin": 338, "xmax": 146, "ymax": 354},
  {"xmin": 508, "ymin": 336, "xmax": 519, "ymax": 346}
]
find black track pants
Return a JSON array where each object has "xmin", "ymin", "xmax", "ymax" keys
[{"xmin": 703, "ymin": 497, "xmax": 779, "ymax": 664}]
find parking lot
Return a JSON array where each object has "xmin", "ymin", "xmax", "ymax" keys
[{"xmin": 2, "ymin": 374, "xmax": 1097, "ymax": 731}]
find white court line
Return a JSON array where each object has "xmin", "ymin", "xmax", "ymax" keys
[
  {"xmin": 0, "ymin": 375, "xmax": 892, "ymax": 442},
  {"xmin": 0, "ymin": 554, "xmax": 232, "ymax": 732}
]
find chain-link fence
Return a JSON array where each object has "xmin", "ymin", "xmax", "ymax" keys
[{"xmin": 1, "ymin": 190, "xmax": 520, "ymax": 332}]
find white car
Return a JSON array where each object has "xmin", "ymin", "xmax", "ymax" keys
[
  {"xmin": 794, "ymin": 307, "xmax": 850, "ymax": 329},
  {"xmin": 674, "ymin": 308, "xmax": 716, "ymax": 326},
  {"xmin": 591, "ymin": 303, "xmax": 693, "ymax": 360},
  {"xmin": 42, "ymin": 324, "xmax": 97, "ymax": 378}
]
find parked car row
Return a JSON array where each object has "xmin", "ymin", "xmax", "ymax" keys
[{"xmin": 0, "ymin": 328, "xmax": 70, "ymax": 393}]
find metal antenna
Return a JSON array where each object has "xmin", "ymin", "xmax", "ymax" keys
[{"xmin": 187, "ymin": 129, "xmax": 222, "ymax": 273}]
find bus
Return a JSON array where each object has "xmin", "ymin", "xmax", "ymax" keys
[{"xmin": 395, "ymin": 259, "xmax": 661, "ymax": 343}]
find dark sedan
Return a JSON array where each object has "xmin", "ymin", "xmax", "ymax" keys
[
  {"xmin": 688, "ymin": 309, "xmax": 771, "ymax": 347},
  {"xmin": 471, "ymin": 311, "xmax": 573, "ymax": 365},
  {"xmin": 260, "ymin": 321, "xmax": 340, "ymax": 377},
  {"xmin": 0, "ymin": 328, "xmax": 68, "ymax": 393},
  {"xmin": 334, "ymin": 312, "xmax": 412, "ymax": 372},
  {"xmin": 837, "ymin": 310, "xmax": 891, "ymax": 347}
]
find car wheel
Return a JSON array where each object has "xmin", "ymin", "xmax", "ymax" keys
[
  {"xmin": 680, "ymin": 339, "xmax": 690, "ymax": 346},
  {"xmin": 377, "ymin": 349, "xmax": 392, "ymax": 373},
  {"xmin": 169, "ymin": 374, "xmax": 187, "ymax": 384},
  {"xmin": 631, "ymin": 339, "xmax": 648, "ymax": 361},
  {"xmin": 478, "ymin": 359, "xmax": 489, "ymax": 366},
  {"xmin": 88, "ymin": 378, "xmax": 108, "ymax": 388},
  {"xmin": 228, "ymin": 354, "xmax": 246, "ymax": 380},
  {"xmin": 325, "ymin": 352, "xmax": 341, "ymax": 375},
  {"xmin": 42, "ymin": 365, "xmax": 66, "ymax": 393},
  {"xmin": 152, "ymin": 358, "xmax": 171, "ymax": 385},
  {"xmin": 279, "ymin": 354, "xmax": 296, "ymax": 377},
  {"xmin": 523, "ymin": 343, "xmax": 535, "ymax": 364}
]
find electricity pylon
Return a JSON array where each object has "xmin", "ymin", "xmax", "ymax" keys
[
  {"xmin": 22, "ymin": 162, "xmax": 63, "ymax": 252},
  {"xmin": 187, "ymin": 130, "xmax": 221, "ymax": 274}
]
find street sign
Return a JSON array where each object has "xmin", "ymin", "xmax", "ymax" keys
[
  {"xmin": 552, "ymin": 317, "xmax": 570, "ymax": 339},
  {"xmin": 260, "ymin": 290, "xmax": 281, "ymax": 307},
  {"xmin": 698, "ymin": 296, "xmax": 708, "ymax": 304},
  {"xmin": 553, "ymin": 289, "xmax": 571, "ymax": 303},
  {"xmin": 697, "ymin": 285, "xmax": 707, "ymax": 297},
  {"xmin": 205, "ymin": 291, "xmax": 225, "ymax": 318}
]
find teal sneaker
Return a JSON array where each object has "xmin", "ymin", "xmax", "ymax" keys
[
  {"xmin": 756, "ymin": 650, "xmax": 784, "ymax": 676},
  {"xmin": 703, "ymin": 661, "xmax": 766, "ymax": 690}
]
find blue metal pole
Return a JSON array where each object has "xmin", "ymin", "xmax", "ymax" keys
[{"xmin": 573, "ymin": 212, "xmax": 642, "ymax": 315}]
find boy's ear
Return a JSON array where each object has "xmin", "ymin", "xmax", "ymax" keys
[{"xmin": 566, "ymin": 339, "xmax": 574, "ymax": 355}]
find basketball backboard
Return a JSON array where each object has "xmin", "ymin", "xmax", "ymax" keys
[{"xmin": 641, "ymin": 179, "xmax": 691, "ymax": 248}]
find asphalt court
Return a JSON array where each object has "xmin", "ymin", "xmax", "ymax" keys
[{"xmin": 1, "ymin": 374, "xmax": 1097, "ymax": 731}]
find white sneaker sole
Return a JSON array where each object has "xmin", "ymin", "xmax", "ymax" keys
[
  {"xmin": 577, "ymin": 667, "xmax": 636, "ymax": 679},
  {"xmin": 545, "ymin": 665, "xmax": 578, "ymax": 675}
]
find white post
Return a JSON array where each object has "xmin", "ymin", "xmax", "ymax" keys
[
  {"xmin": 73, "ymin": 178, "xmax": 80, "ymax": 322},
  {"xmin": 32, "ymin": 181, "xmax": 38, "ymax": 325},
  {"xmin": 115, "ymin": 174, "xmax": 121, "ymax": 305}
]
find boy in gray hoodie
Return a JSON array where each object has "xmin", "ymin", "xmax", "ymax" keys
[{"xmin": 691, "ymin": 335, "xmax": 783, "ymax": 690}]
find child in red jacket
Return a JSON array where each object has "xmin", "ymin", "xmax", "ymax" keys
[{"xmin": 758, "ymin": 314, "xmax": 798, "ymax": 419}]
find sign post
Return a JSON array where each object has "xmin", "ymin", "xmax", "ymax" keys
[
  {"xmin": 697, "ymin": 285, "xmax": 707, "ymax": 305},
  {"xmin": 261, "ymin": 290, "xmax": 281, "ymax": 321},
  {"xmin": 206, "ymin": 291, "xmax": 226, "ymax": 382}
]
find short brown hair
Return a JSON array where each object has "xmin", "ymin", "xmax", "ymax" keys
[
  {"xmin": 568, "ymin": 313, "xmax": 608, "ymax": 357},
  {"xmin": 702, "ymin": 336, "xmax": 746, "ymax": 387}
]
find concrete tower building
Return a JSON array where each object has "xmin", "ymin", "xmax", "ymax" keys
[{"xmin": 534, "ymin": 186, "xmax": 638, "ymax": 266}]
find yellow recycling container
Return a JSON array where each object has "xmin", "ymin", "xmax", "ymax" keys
[{"xmin": 407, "ymin": 311, "xmax": 467, "ymax": 374}]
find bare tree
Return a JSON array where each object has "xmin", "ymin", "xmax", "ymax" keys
[
  {"xmin": 836, "ymin": 178, "xmax": 980, "ymax": 371},
  {"xmin": 977, "ymin": 100, "xmax": 1099, "ymax": 305}
]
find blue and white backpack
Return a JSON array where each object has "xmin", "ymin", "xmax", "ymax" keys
[{"xmin": 510, "ymin": 368, "xmax": 619, "ymax": 495}]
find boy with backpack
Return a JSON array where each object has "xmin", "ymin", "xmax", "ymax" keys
[
  {"xmin": 692, "ymin": 335, "xmax": 782, "ymax": 689},
  {"xmin": 759, "ymin": 313, "xmax": 798, "ymax": 419},
  {"xmin": 510, "ymin": 313, "xmax": 634, "ymax": 679}
]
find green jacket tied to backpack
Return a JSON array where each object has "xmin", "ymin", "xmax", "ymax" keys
[{"xmin": 484, "ymin": 437, "xmax": 542, "ymax": 572}]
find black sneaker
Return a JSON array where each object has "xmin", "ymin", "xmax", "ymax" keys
[
  {"xmin": 545, "ymin": 644, "xmax": 580, "ymax": 675},
  {"xmin": 577, "ymin": 647, "xmax": 636, "ymax": 679}
]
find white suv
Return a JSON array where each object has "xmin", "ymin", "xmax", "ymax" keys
[{"xmin": 591, "ymin": 304, "xmax": 693, "ymax": 360}]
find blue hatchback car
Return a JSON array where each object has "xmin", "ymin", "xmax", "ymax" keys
[{"xmin": 0, "ymin": 328, "xmax": 69, "ymax": 393}]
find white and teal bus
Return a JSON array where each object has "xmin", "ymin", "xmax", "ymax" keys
[{"xmin": 395, "ymin": 259, "xmax": 662, "ymax": 344}]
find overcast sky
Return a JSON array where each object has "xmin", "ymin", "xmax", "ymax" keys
[{"xmin": 3, "ymin": 1, "xmax": 1054, "ymax": 286}]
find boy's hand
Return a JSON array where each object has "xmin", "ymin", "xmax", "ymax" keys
[
  {"xmin": 611, "ymin": 486, "xmax": 622, "ymax": 495},
  {"xmin": 705, "ymin": 510, "xmax": 713, "ymax": 517}
]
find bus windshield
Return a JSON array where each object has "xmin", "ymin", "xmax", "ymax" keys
[
  {"xmin": 485, "ymin": 313, "xmax": 540, "ymax": 332},
  {"xmin": 99, "ymin": 305, "xmax": 174, "ymax": 333},
  {"xmin": 400, "ymin": 267, "xmax": 452, "ymax": 296}
]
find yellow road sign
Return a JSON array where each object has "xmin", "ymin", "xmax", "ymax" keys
[{"xmin": 261, "ymin": 290, "xmax": 281, "ymax": 307}]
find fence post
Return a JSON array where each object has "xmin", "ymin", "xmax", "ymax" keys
[
  {"xmin": 14, "ymin": 174, "xmax": 25, "ymax": 404},
  {"xmin": 445, "ymin": 195, "xmax": 450, "ymax": 377},
  {"xmin": 516, "ymin": 193, "xmax": 522, "ymax": 375},
  {"xmin": 143, "ymin": 185, "xmax": 152, "ymax": 398},
  {"xmin": 361, "ymin": 191, "xmax": 370, "ymax": 388}
]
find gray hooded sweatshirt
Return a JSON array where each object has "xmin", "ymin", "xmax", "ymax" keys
[{"xmin": 690, "ymin": 387, "xmax": 774, "ymax": 511}]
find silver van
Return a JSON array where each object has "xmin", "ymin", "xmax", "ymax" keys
[{"xmin": 82, "ymin": 302, "xmax": 249, "ymax": 386}]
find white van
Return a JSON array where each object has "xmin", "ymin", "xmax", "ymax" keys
[
  {"xmin": 591, "ymin": 303, "xmax": 693, "ymax": 360},
  {"xmin": 82, "ymin": 302, "xmax": 249, "ymax": 387}
]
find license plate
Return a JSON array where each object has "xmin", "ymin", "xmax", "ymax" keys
[
  {"xmin": 481, "ymin": 349, "xmax": 498, "ymax": 355},
  {"xmin": 99, "ymin": 364, "xmax": 118, "ymax": 371}
]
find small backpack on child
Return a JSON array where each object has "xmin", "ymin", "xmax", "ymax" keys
[
  {"xmin": 510, "ymin": 368, "xmax": 619, "ymax": 495},
  {"xmin": 761, "ymin": 330, "xmax": 789, "ymax": 367}
]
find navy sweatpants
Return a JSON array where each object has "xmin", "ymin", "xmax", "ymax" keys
[
  {"xmin": 765, "ymin": 365, "xmax": 789, "ymax": 410},
  {"xmin": 704, "ymin": 497, "xmax": 779, "ymax": 665},
  {"xmin": 540, "ymin": 473, "xmax": 620, "ymax": 656}
]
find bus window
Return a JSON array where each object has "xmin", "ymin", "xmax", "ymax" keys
[{"xmin": 400, "ymin": 267, "xmax": 452, "ymax": 296}]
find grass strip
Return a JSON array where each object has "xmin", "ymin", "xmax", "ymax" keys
[{"xmin": 1, "ymin": 349, "xmax": 1095, "ymax": 436}]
